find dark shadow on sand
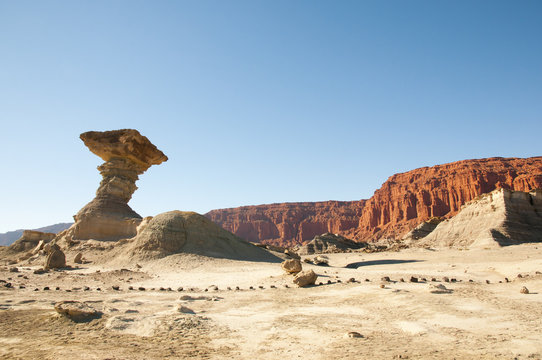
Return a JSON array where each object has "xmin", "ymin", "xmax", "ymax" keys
[{"xmin": 345, "ymin": 259, "xmax": 424, "ymax": 269}]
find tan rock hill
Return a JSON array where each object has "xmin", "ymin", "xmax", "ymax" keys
[
  {"xmin": 71, "ymin": 129, "xmax": 168, "ymax": 241},
  {"xmin": 206, "ymin": 156, "xmax": 542, "ymax": 245},
  {"xmin": 414, "ymin": 188, "xmax": 542, "ymax": 248},
  {"xmin": 126, "ymin": 211, "xmax": 280, "ymax": 262}
]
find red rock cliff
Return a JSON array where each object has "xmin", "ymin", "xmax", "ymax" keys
[
  {"xmin": 205, "ymin": 201, "xmax": 365, "ymax": 247},
  {"xmin": 206, "ymin": 156, "xmax": 542, "ymax": 246},
  {"xmin": 349, "ymin": 156, "xmax": 542, "ymax": 241}
]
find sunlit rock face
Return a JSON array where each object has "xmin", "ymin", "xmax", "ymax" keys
[{"xmin": 73, "ymin": 129, "xmax": 168, "ymax": 240}]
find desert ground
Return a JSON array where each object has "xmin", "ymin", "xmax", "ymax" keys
[{"xmin": 1, "ymin": 244, "xmax": 541, "ymax": 360}]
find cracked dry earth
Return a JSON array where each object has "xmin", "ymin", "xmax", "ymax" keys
[{"xmin": 1, "ymin": 244, "xmax": 542, "ymax": 359}]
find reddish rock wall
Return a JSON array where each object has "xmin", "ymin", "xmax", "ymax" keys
[
  {"xmin": 348, "ymin": 156, "xmax": 542, "ymax": 241},
  {"xmin": 206, "ymin": 156, "xmax": 542, "ymax": 246},
  {"xmin": 205, "ymin": 201, "xmax": 365, "ymax": 247}
]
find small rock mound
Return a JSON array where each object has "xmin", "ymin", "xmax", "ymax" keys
[
  {"xmin": 295, "ymin": 233, "xmax": 365, "ymax": 255},
  {"xmin": 54, "ymin": 301, "xmax": 101, "ymax": 321},
  {"xmin": 128, "ymin": 211, "xmax": 280, "ymax": 262}
]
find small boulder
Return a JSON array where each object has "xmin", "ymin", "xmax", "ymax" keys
[
  {"xmin": 293, "ymin": 270, "xmax": 317, "ymax": 287},
  {"xmin": 345, "ymin": 331, "xmax": 363, "ymax": 339},
  {"xmin": 429, "ymin": 284, "xmax": 452, "ymax": 294},
  {"xmin": 74, "ymin": 253, "xmax": 83, "ymax": 264},
  {"xmin": 54, "ymin": 301, "xmax": 101, "ymax": 321},
  {"xmin": 281, "ymin": 259, "xmax": 302, "ymax": 274},
  {"xmin": 45, "ymin": 248, "xmax": 66, "ymax": 270},
  {"xmin": 177, "ymin": 304, "xmax": 195, "ymax": 314},
  {"xmin": 520, "ymin": 286, "xmax": 529, "ymax": 294}
]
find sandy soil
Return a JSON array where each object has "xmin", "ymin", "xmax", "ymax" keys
[{"xmin": 1, "ymin": 244, "xmax": 541, "ymax": 359}]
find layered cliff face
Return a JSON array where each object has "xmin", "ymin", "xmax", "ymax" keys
[
  {"xmin": 205, "ymin": 201, "xmax": 365, "ymax": 247},
  {"xmin": 349, "ymin": 156, "xmax": 542, "ymax": 241},
  {"xmin": 206, "ymin": 156, "xmax": 542, "ymax": 246}
]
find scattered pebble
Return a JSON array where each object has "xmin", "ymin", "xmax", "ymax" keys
[
  {"xmin": 409, "ymin": 277, "xmax": 418, "ymax": 283},
  {"xmin": 381, "ymin": 276, "xmax": 390, "ymax": 282}
]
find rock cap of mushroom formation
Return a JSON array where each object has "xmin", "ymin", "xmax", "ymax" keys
[{"xmin": 80, "ymin": 129, "xmax": 167, "ymax": 171}]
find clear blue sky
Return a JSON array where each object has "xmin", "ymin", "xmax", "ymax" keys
[{"xmin": 1, "ymin": 1, "xmax": 541, "ymax": 232}]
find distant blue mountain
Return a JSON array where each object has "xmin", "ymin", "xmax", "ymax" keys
[{"xmin": 0, "ymin": 223, "xmax": 73, "ymax": 246}]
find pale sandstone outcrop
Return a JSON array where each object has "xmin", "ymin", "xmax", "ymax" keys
[
  {"xmin": 8, "ymin": 230, "xmax": 55, "ymax": 252},
  {"xmin": 416, "ymin": 189, "xmax": 542, "ymax": 248},
  {"xmin": 72, "ymin": 129, "xmax": 167, "ymax": 241}
]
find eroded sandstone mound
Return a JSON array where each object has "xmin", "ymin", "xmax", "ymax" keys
[
  {"xmin": 415, "ymin": 188, "xmax": 542, "ymax": 248},
  {"xmin": 207, "ymin": 156, "xmax": 542, "ymax": 245},
  {"xmin": 72, "ymin": 129, "xmax": 167, "ymax": 240},
  {"xmin": 128, "ymin": 211, "xmax": 280, "ymax": 262}
]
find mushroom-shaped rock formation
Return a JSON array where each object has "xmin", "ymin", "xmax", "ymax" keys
[{"xmin": 73, "ymin": 129, "xmax": 167, "ymax": 240}]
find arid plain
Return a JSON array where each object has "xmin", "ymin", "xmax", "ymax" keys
[{"xmin": 1, "ymin": 243, "xmax": 542, "ymax": 360}]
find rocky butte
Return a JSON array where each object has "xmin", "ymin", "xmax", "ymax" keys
[
  {"xmin": 206, "ymin": 156, "xmax": 542, "ymax": 246},
  {"xmin": 71, "ymin": 129, "xmax": 168, "ymax": 241}
]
